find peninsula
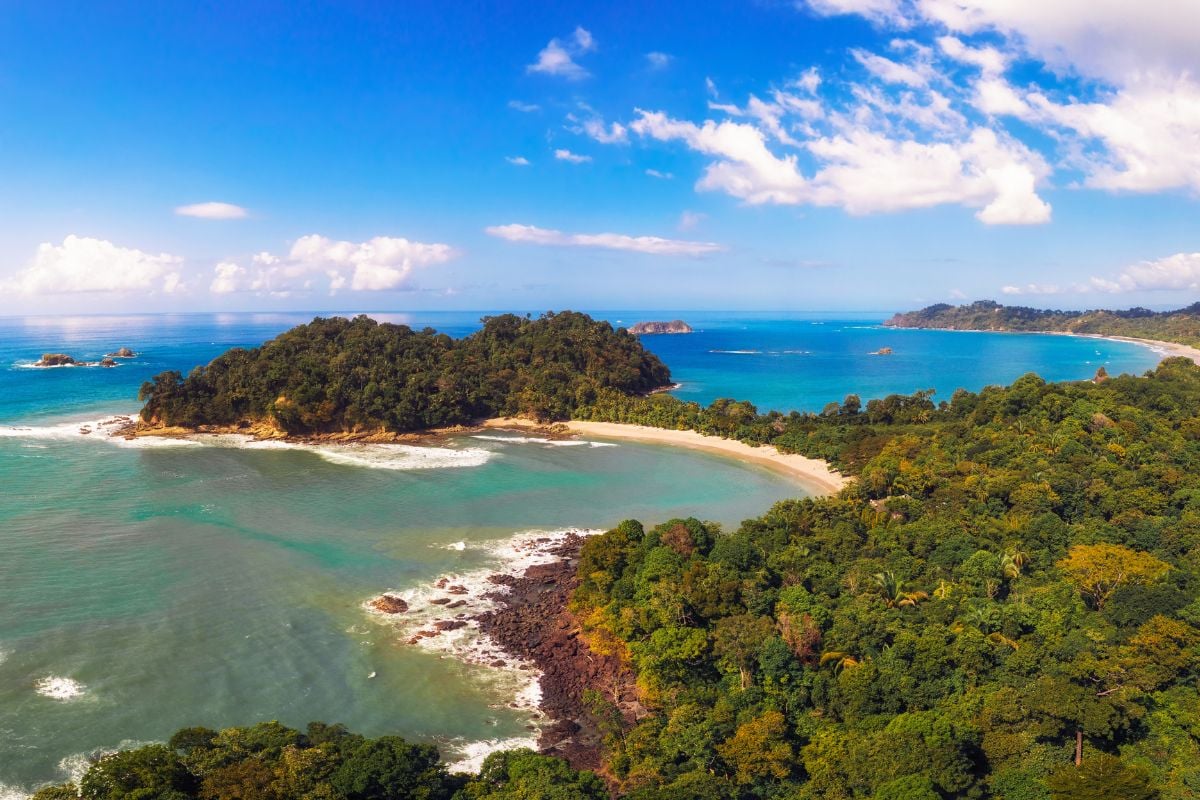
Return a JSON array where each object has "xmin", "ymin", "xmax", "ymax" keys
[{"xmin": 887, "ymin": 299, "xmax": 1200, "ymax": 360}]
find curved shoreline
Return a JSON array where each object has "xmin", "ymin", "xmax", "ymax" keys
[
  {"xmin": 885, "ymin": 325, "xmax": 1200, "ymax": 366},
  {"xmin": 482, "ymin": 418, "xmax": 850, "ymax": 496}
]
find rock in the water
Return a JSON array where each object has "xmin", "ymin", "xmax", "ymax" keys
[
  {"xmin": 36, "ymin": 353, "xmax": 76, "ymax": 367},
  {"xmin": 99, "ymin": 358, "xmax": 118, "ymax": 368},
  {"xmin": 871, "ymin": 347, "xmax": 894, "ymax": 355},
  {"xmin": 370, "ymin": 595, "xmax": 409, "ymax": 614},
  {"xmin": 628, "ymin": 320, "xmax": 693, "ymax": 335},
  {"xmin": 106, "ymin": 347, "xmax": 137, "ymax": 358}
]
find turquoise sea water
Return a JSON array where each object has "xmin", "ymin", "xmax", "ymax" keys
[{"xmin": 0, "ymin": 312, "xmax": 1161, "ymax": 791}]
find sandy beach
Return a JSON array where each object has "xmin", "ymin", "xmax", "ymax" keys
[
  {"xmin": 1070, "ymin": 333, "xmax": 1200, "ymax": 365},
  {"xmin": 482, "ymin": 418, "xmax": 850, "ymax": 495}
]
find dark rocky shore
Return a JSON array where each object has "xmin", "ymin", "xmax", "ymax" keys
[{"xmin": 474, "ymin": 533, "xmax": 640, "ymax": 775}]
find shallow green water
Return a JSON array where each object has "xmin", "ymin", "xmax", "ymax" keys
[{"xmin": 0, "ymin": 424, "xmax": 803, "ymax": 789}]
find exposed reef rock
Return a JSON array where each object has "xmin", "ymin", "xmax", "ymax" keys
[
  {"xmin": 33, "ymin": 352, "xmax": 121, "ymax": 368},
  {"xmin": 871, "ymin": 347, "xmax": 893, "ymax": 355},
  {"xmin": 35, "ymin": 353, "xmax": 77, "ymax": 367},
  {"xmin": 628, "ymin": 320, "xmax": 693, "ymax": 335},
  {"xmin": 106, "ymin": 347, "xmax": 137, "ymax": 358},
  {"xmin": 369, "ymin": 595, "xmax": 409, "ymax": 614}
]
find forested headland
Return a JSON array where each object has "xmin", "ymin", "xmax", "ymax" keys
[
  {"xmin": 136, "ymin": 312, "xmax": 672, "ymax": 434},
  {"xmin": 887, "ymin": 299, "xmax": 1200, "ymax": 347}
]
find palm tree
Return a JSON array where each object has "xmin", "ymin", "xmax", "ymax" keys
[
  {"xmin": 872, "ymin": 571, "xmax": 929, "ymax": 608},
  {"xmin": 820, "ymin": 651, "xmax": 862, "ymax": 673},
  {"xmin": 1001, "ymin": 548, "xmax": 1029, "ymax": 579},
  {"xmin": 987, "ymin": 632, "xmax": 1020, "ymax": 650}
]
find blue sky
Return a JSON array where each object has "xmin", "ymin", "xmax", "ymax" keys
[{"xmin": 2, "ymin": 0, "xmax": 1199, "ymax": 314}]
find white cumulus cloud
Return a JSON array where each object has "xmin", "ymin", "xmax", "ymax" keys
[
  {"xmin": 554, "ymin": 148, "xmax": 592, "ymax": 163},
  {"xmin": 506, "ymin": 156, "xmax": 531, "ymax": 166},
  {"xmin": 209, "ymin": 234, "xmax": 456, "ymax": 295},
  {"xmin": 485, "ymin": 223, "xmax": 724, "ymax": 256},
  {"xmin": 583, "ymin": 118, "xmax": 628, "ymax": 144},
  {"xmin": 646, "ymin": 52, "xmax": 672, "ymax": 69},
  {"xmin": 527, "ymin": 27, "xmax": 596, "ymax": 80},
  {"xmin": 175, "ymin": 201, "xmax": 248, "ymax": 220},
  {"xmin": 5, "ymin": 235, "xmax": 183, "ymax": 294},
  {"xmin": 630, "ymin": 109, "xmax": 1050, "ymax": 224},
  {"xmin": 1090, "ymin": 252, "xmax": 1200, "ymax": 293}
]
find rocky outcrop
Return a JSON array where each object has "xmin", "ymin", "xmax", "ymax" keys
[
  {"xmin": 871, "ymin": 347, "xmax": 893, "ymax": 355},
  {"xmin": 475, "ymin": 534, "xmax": 640, "ymax": 775},
  {"xmin": 628, "ymin": 320, "xmax": 693, "ymax": 335},
  {"xmin": 106, "ymin": 347, "xmax": 137, "ymax": 358},
  {"xmin": 34, "ymin": 353, "xmax": 121, "ymax": 368},
  {"xmin": 36, "ymin": 353, "xmax": 77, "ymax": 367},
  {"xmin": 369, "ymin": 595, "xmax": 409, "ymax": 614}
]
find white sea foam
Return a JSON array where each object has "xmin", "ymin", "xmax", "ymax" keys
[
  {"xmin": 197, "ymin": 435, "xmax": 492, "ymax": 470},
  {"xmin": 0, "ymin": 783, "xmax": 30, "ymax": 800},
  {"xmin": 0, "ymin": 415, "xmax": 136, "ymax": 442},
  {"xmin": 35, "ymin": 676, "xmax": 86, "ymax": 700},
  {"xmin": 471, "ymin": 434, "xmax": 615, "ymax": 449},
  {"xmin": 444, "ymin": 734, "xmax": 541, "ymax": 773},
  {"xmin": 53, "ymin": 739, "xmax": 157, "ymax": 785},
  {"xmin": 0, "ymin": 415, "xmax": 492, "ymax": 470},
  {"xmin": 709, "ymin": 349, "xmax": 762, "ymax": 354},
  {"xmin": 14, "ymin": 361, "xmax": 120, "ymax": 369}
]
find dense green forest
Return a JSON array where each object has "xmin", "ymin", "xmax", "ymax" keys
[
  {"xmin": 137, "ymin": 312, "xmax": 671, "ymax": 433},
  {"xmin": 30, "ymin": 723, "xmax": 607, "ymax": 800},
  {"xmin": 886, "ymin": 299, "xmax": 1200, "ymax": 347},
  {"xmin": 567, "ymin": 359, "xmax": 1200, "ymax": 798}
]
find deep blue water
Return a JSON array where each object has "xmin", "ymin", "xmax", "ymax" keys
[{"xmin": 0, "ymin": 311, "xmax": 1163, "ymax": 425}]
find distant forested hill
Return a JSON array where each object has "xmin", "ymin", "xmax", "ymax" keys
[
  {"xmin": 886, "ymin": 300, "xmax": 1200, "ymax": 346},
  {"xmin": 138, "ymin": 312, "xmax": 671, "ymax": 433}
]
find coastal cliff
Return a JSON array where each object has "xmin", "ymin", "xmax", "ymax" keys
[{"xmin": 627, "ymin": 319, "xmax": 693, "ymax": 335}]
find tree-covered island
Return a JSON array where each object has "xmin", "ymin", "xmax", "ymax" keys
[
  {"xmin": 136, "ymin": 312, "xmax": 672, "ymax": 434},
  {"xmin": 60, "ymin": 313, "xmax": 1200, "ymax": 799}
]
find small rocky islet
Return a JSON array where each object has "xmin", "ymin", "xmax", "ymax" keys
[
  {"xmin": 627, "ymin": 319, "xmax": 693, "ymax": 335},
  {"xmin": 32, "ymin": 346, "xmax": 136, "ymax": 368}
]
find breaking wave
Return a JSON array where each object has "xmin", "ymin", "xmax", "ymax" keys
[{"xmin": 0, "ymin": 415, "xmax": 492, "ymax": 470}]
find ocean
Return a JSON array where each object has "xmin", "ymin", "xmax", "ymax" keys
[{"xmin": 0, "ymin": 311, "xmax": 1161, "ymax": 791}]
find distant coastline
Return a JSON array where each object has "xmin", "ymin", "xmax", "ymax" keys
[{"xmin": 886, "ymin": 324, "xmax": 1200, "ymax": 366}]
